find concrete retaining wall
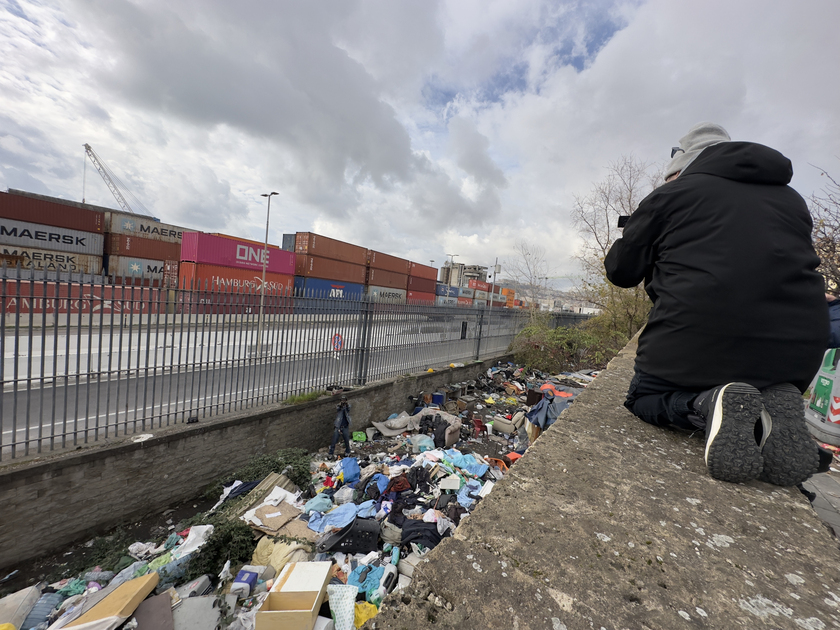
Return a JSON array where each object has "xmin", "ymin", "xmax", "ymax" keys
[{"xmin": 0, "ymin": 357, "xmax": 507, "ymax": 571}]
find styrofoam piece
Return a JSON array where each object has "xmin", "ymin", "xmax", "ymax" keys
[
  {"xmin": 439, "ymin": 475, "xmax": 460, "ymax": 491},
  {"xmin": 314, "ymin": 616, "xmax": 336, "ymax": 630},
  {"xmin": 478, "ymin": 480, "xmax": 495, "ymax": 497}
]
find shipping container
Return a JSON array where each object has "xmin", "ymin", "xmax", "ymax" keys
[
  {"xmin": 457, "ymin": 297, "xmax": 473, "ymax": 307},
  {"xmin": 178, "ymin": 262, "xmax": 294, "ymax": 294},
  {"xmin": 210, "ymin": 233, "xmax": 281, "ymax": 251},
  {"xmin": 106, "ymin": 255, "xmax": 167, "ymax": 281},
  {"xmin": 106, "ymin": 234, "xmax": 180, "ymax": 261},
  {"xmin": 501, "ymin": 287, "xmax": 515, "ymax": 296},
  {"xmin": 180, "ymin": 232, "xmax": 294, "ymax": 275},
  {"xmin": 295, "ymin": 254, "xmax": 367, "ymax": 284},
  {"xmin": 436, "ymin": 296, "xmax": 458, "ymax": 306},
  {"xmin": 366, "ymin": 285, "xmax": 407, "ymax": 303},
  {"xmin": 0, "ymin": 246, "xmax": 102, "ymax": 274},
  {"xmin": 491, "ymin": 285, "xmax": 501, "ymax": 294},
  {"xmin": 366, "ymin": 267, "xmax": 408, "ymax": 290},
  {"xmin": 408, "ymin": 261, "xmax": 437, "ymax": 281},
  {"xmin": 447, "ymin": 285, "xmax": 460, "ymax": 297},
  {"xmin": 0, "ymin": 280, "xmax": 164, "ymax": 315},
  {"xmin": 406, "ymin": 291, "xmax": 436, "ymax": 305},
  {"xmin": 293, "ymin": 277, "xmax": 365, "ymax": 300},
  {"xmin": 514, "ymin": 299, "xmax": 523, "ymax": 306},
  {"xmin": 294, "ymin": 232, "xmax": 367, "ymax": 266},
  {"xmin": 367, "ymin": 250, "xmax": 410, "ymax": 275},
  {"xmin": 435, "ymin": 282, "xmax": 449, "ymax": 296},
  {"xmin": 106, "ymin": 212, "xmax": 185, "ymax": 243},
  {"xmin": 281, "ymin": 233, "xmax": 296, "ymax": 252},
  {"xmin": 473, "ymin": 299, "xmax": 488, "ymax": 308},
  {"xmin": 474, "ymin": 290, "xmax": 489, "ymax": 301},
  {"xmin": 0, "ymin": 218, "xmax": 104, "ymax": 256},
  {"xmin": 459, "ymin": 287, "xmax": 475, "ymax": 298},
  {"xmin": 1, "ymin": 190, "xmax": 104, "ymax": 233},
  {"xmin": 468, "ymin": 279, "xmax": 490, "ymax": 292},
  {"xmin": 491, "ymin": 300, "xmax": 507, "ymax": 308},
  {"xmin": 407, "ymin": 275, "xmax": 436, "ymax": 293}
]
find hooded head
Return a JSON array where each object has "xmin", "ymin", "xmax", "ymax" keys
[{"xmin": 665, "ymin": 122, "xmax": 731, "ymax": 180}]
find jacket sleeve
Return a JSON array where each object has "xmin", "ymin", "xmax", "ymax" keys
[{"xmin": 604, "ymin": 193, "xmax": 662, "ymax": 288}]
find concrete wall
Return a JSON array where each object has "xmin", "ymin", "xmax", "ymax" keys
[{"xmin": 0, "ymin": 356, "xmax": 508, "ymax": 571}]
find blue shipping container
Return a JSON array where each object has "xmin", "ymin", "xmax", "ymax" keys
[
  {"xmin": 435, "ymin": 282, "xmax": 449, "ymax": 296},
  {"xmin": 294, "ymin": 276, "xmax": 365, "ymax": 299},
  {"xmin": 447, "ymin": 286, "xmax": 460, "ymax": 297}
]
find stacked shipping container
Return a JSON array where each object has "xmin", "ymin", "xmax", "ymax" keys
[
  {"xmin": 294, "ymin": 233, "xmax": 366, "ymax": 299},
  {"xmin": 179, "ymin": 232, "xmax": 294, "ymax": 294},
  {"xmin": 0, "ymin": 191, "xmax": 105, "ymax": 275},
  {"xmin": 104, "ymin": 212, "xmax": 186, "ymax": 286}
]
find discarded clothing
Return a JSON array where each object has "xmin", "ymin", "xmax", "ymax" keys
[{"xmin": 307, "ymin": 502, "xmax": 360, "ymax": 533}]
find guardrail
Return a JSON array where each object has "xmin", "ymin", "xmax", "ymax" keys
[{"xmin": 0, "ymin": 276, "xmax": 597, "ymax": 461}]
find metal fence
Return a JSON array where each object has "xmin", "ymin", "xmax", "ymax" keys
[{"xmin": 0, "ymin": 275, "xmax": 587, "ymax": 460}]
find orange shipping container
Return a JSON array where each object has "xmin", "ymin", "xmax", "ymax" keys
[
  {"xmin": 294, "ymin": 232, "xmax": 367, "ymax": 266},
  {"xmin": 178, "ymin": 262, "xmax": 293, "ymax": 293},
  {"xmin": 106, "ymin": 234, "xmax": 180, "ymax": 261},
  {"xmin": 408, "ymin": 261, "xmax": 437, "ymax": 281},
  {"xmin": 457, "ymin": 297, "xmax": 473, "ymax": 306},
  {"xmin": 295, "ymin": 254, "xmax": 367, "ymax": 284},
  {"xmin": 366, "ymin": 267, "xmax": 408, "ymax": 290},
  {"xmin": 367, "ymin": 250, "xmax": 410, "ymax": 274}
]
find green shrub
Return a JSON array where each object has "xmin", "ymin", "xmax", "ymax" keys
[{"xmin": 511, "ymin": 319, "xmax": 626, "ymax": 374}]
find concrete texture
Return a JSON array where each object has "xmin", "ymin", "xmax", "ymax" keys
[
  {"xmin": 0, "ymin": 356, "xmax": 509, "ymax": 572},
  {"xmin": 372, "ymin": 338, "xmax": 840, "ymax": 630}
]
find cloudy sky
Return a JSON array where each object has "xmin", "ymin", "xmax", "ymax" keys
[{"xmin": 1, "ymin": 0, "xmax": 838, "ymax": 288}]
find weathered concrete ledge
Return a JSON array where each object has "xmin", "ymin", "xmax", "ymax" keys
[
  {"xmin": 0, "ymin": 356, "xmax": 508, "ymax": 571},
  {"xmin": 373, "ymin": 338, "xmax": 840, "ymax": 630}
]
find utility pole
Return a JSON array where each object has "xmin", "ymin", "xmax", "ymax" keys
[{"xmin": 257, "ymin": 192, "xmax": 278, "ymax": 357}]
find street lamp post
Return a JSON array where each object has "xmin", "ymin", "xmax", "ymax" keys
[
  {"xmin": 257, "ymin": 192, "xmax": 278, "ymax": 356},
  {"xmin": 488, "ymin": 258, "xmax": 501, "ymax": 312}
]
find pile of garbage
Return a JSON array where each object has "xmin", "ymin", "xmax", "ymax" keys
[{"xmin": 0, "ymin": 363, "xmax": 594, "ymax": 630}]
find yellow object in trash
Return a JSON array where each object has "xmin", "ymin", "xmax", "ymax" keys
[
  {"xmin": 355, "ymin": 601, "xmax": 379, "ymax": 627},
  {"xmin": 484, "ymin": 398, "xmax": 495, "ymax": 405},
  {"xmin": 427, "ymin": 368, "xmax": 434, "ymax": 372}
]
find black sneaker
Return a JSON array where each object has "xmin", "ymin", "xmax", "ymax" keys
[
  {"xmin": 695, "ymin": 383, "xmax": 763, "ymax": 483},
  {"xmin": 758, "ymin": 383, "xmax": 818, "ymax": 486}
]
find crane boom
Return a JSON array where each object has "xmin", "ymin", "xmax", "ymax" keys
[{"xmin": 83, "ymin": 144, "xmax": 135, "ymax": 214}]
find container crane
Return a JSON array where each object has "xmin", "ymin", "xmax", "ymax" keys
[{"xmin": 82, "ymin": 143, "xmax": 153, "ymax": 217}]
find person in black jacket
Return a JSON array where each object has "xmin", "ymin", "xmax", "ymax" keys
[
  {"xmin": 328, "ymin": 395, "xmax": 352, "ymax": 458},
  {"xmin": 605, "ymin": 122, "xmax": 827, "ymax": 486}
]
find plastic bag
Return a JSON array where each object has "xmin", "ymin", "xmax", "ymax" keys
[
  {"xmin": 355, "ymin": 601, "xmax": 379, "ymax": 627},
  {"xmin": 409, "ymin": 434, "xmax": 434, "ymax": 453},
  {"xmin": 352, "ymin": 431, "xmax": 366, "ymax": 442},
  {"xmin": 333, "ymin": 486, "xmax": 356, "ymax": 505},
  {"xmin": 327, "ymin": 584, "xmax": 359, "ymax": 630}
]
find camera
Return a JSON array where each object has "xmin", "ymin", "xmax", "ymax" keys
[{"xmin": 617, "ymin": 215, "xmax": 630, "ymax": 228}]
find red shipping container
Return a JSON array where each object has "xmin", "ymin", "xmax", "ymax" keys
[
  {"xmin": 457, "ymin": 297, "xmax": 473, "ymax": 306},
  {"xmin": 367, "ymin": 249, "xmax": 410, "ymax": 274},
  {"xmin": 407, "ymin": 275, "xmax": 436, "ymax": 293},
  {"xmin": 366, "ymin": 268, "xmax": 408, "ymax": 290},
  {"xmin": 468, "ymin": 279, "xmax": 490, "ymax": 292},
  {"xmin": 295, "ymin": 232, "xmax": 367, "ymax": 266},
  {"xmin": 106, "ymin": 234, "xmax": 180, "ymax": 261},
  {"xmin": 406, "ymin": 291, "xmax": 436, "ymax": 304},
  {"xmin": 180, "ymin": 232, "xmax": 294, "ymax": 275},
  {"xmin": 295, "ymin": 255, "xmax": 367, "ymax": 284},
  {"xmin": 408, "ymin": 261, "xmax": 437, "ymax": 281},
  {"xmin": 178, "ymin": 262, "xmax": 294, "ymax": 293},
  {"xmin": 1, "ymin": 190, "xmax": 104, "ymax": 233}
]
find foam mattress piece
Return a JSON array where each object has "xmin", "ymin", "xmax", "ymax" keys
[
  {"xmin": 65, "ymin": 572, "xmax": 159, "ymax": 629},
  {"xmin": 0, "ymin": 585, "xmax": 40, "ymax": 629}
]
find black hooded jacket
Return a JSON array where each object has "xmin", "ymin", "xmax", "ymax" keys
[{"xmin": 604, "ymin": 141, "xmax": 827, "ymax": 391}]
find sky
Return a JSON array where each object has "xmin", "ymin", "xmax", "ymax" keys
[{"xmin": 1, "ymin": 0, "xmax": 838, "ymax": 289}]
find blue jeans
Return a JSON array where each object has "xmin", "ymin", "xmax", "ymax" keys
[{"xmin": 329, "ymin": 424, "xmax": 351, "ymax": 455}]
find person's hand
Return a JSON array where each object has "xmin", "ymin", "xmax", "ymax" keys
[{"xmin": 827, "ymin": 293, "xmax": 837, "ymax": 302}]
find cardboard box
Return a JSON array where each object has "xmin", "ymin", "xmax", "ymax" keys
[{"xmin": 256, "ymin": 562, "xmax": 332, "ymax": 630}]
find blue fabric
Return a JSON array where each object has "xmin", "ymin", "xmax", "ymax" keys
[
  {"xmin": 340, "ymin": 457, "xmax": 361, "ymax": 484},
  {"xmin": 303, "ymin": 493, "xmax": 333, "ymax": 515},
  {"xmin": 457, "ymin": 480, "xmax": 483, "ymax": 509},
  {"xmin": 443, "ymin": 449, "xmax": 489, "ymax": 478},
  {"xmin": 370, "ymin": 473, "xmax": 389, "ymax": 494},
  {"xmin": 348, "ymin": 564, "xmax": 384, "ymax": 599},
  {"xmin": 357, "ymin": 500, "xmax": 377, "ymax": 518},
  {"xmin": 307, "ymin": 502, "xmax": 359, "ymax": 533}
]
